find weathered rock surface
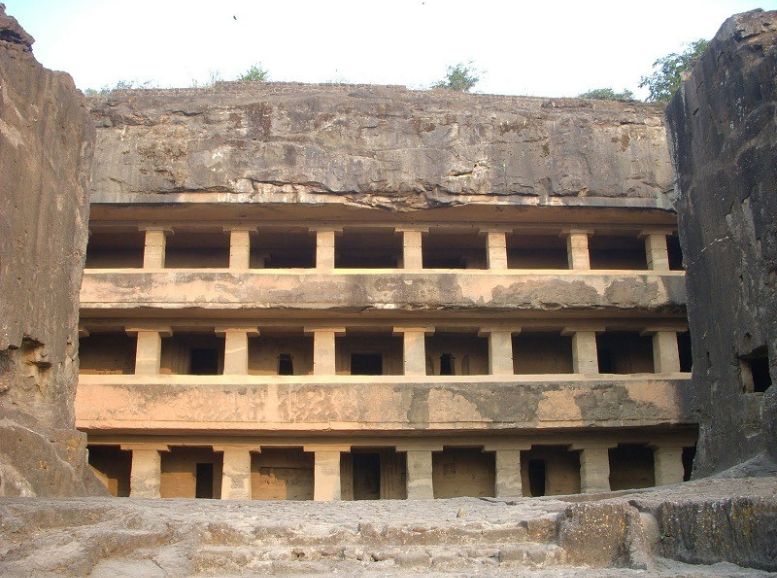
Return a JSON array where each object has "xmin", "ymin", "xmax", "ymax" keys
[
  {"xmin": 88, "ymin": 83, "xmax": 674, "ymax": 210},
  {"xmin": 0, "ymin": 4, "xmax": 105, "ymax": 496},
  {"xmin": 666, "ymin": 9, "xmax": 777, "ymax": 475},
  {"xmin": 1, "ymin": 476, "xmax": 775, "ymax": 575}
]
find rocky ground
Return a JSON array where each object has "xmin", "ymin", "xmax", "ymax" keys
[{"xmin": 1, "ymin": 474, "xmax": 775, "ymax": 576}]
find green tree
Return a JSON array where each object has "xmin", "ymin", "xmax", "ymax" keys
[
  {"xmin": 238, "ymin": 63, "xmax": 269, "ymax": 82},
  {"xmin": 639, "ymin": 39, "xmax": 709, "ymax": 102},
  {"xmin": 578, "ymin": 88, "xmax": 635, "ymax": 101},
  {"xmin": 432, "ymin": 62, "xmax": 480, "ymax": 92}
]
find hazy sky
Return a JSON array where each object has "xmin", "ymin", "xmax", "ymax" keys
[{"xmin": 6, "ymin": 0, "xmax": 776, "ymax": 98}]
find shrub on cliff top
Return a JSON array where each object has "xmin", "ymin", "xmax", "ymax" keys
[
  {"xmin": 238, "ymin": 63, "xmax": 269, "ymax": 82},
  {"xmin": 432, "ymin": 62, "xmax": 480, "ymax": 92},
  {"xmin": 578, "ymin": 88, "xmax": 635, "ymax": 101},
  {"xmin": 639, "ymin": 39, "xmax": 709, "ymax": 102}
]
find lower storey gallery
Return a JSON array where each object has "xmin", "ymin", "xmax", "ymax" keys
[{"xmin": 87, "ymin": 437, "xmax": 696, "ymax": 501}]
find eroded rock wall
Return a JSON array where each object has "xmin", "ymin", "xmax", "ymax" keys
[
  {"xmin": 0, "ymin": 5, "xmax": 105, "ymax": 495},
  {"xmin": 667, "ymin": 9, "xmax": 777, "ymax": 475},
  {"xmin": 89, "ymin": 83, "xmax": 674, "ymax": 210}
]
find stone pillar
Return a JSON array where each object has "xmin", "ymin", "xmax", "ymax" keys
[
  {"xmin": 123, "ymin": 445, "xmax": 166, "ymax": 498},
  {"xmin": 494, "ymin": 449, "xmax": 523, "ymax": 497},
  {"xmin": 311, "ymin": 449, "xmax": 342, "ymax": 501},
  {"xmin": 564, "ymin": 328, "xmax": 601, "ymax": 375},
  {"xmin": 577, "ymin": 446, "xmax": 612, "ymax": 493},
  {"xmin": 643, "ymin": 232, "xmax": 670, "ymax": 271},
  {"xmin": 405, "ymin": 449, "xmax": 434, "ymax": 499},
  {"xmin": 314, "ymin": 228, "xmax": 340, "ymax": 270},
  {"xmin": 128, "ymin": 328, "xmax": 171, "ymax": 376},
  {"xmin": 653, "ymin": 446, "xmax": 685, "ymax": 486},
  {"xmin": 305, "ymin": 328, "xmax": 345, "ymax": 375},
  {"xmin": 485, "ymin": 230, "xmax": 509, "ymax": 271},
  {"xmin": 216, "ymin": 446, "xmax": 253, "ymax": 500},
  {"xmin": 398, "ymin": 227, "xmax": 427, "ymax": 270},
  {"xmin": 565, "ymin": 229, "xmax": 591, "ymax": 270},
  {"xmin": 394, "ymin": 327, "xmax": 433, "ymax": 376},
  {"xmin": 216, "ymin": 327, "xmax": 257, "ymax": 375},
  {"xmin": 141, "ymin": 227, "xmax": 170, "ymax": 269},
  {"xmin": 649, "ymin": 330, "xmax": 681, "ymax": 373},
  {"xmin": 226, "ymin": 227, "xmax": 254, "ymax": 270},
  {"xmin": 480, "ymin": 328, "xmax": 515, "ymax": 376}
]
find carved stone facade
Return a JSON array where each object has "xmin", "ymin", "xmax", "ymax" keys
[{"xmin": 81, "ymin": 84, "xmax": 696, "ymax": 500}]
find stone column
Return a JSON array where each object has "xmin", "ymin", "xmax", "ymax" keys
[
  {"xmin": 123, "ymin": 445, "xmax": 167, "ymax": 498},
  {"xmin": 310, "ymin": 449, "xmax": 342, "ymax": 501},
  {"xmin": 494, "ymin": 449, "xmax": 523, "ymax": 497},
  {"xmin": 216, "ymin": 327, "xmax": 257, "ymax": 375},
  {"xmin": 564, "ymin": 328, "xmax": 601, "ymax": 375},
  {"xmin": 485, "ymin": 230, "xmax": 509, "ymax": 271},
  {"xmin": 140, "ymin": 227, "xmax": 170, "ymax": 269},
  {"xmin": 479, "ymin": 328, "xmax": 515, "ymax": 376},
  {"xmin": 394, "ymin": 327, "xmax": 433, "ymax": 376},
  {"xmin": 398, "ymin": 227, "xmax": 427, "ymax": 270},
  {"xmin": 127, "ymin": 327, "xmax": 171, "ymax": 376},
  {"xmin": 648, "ymin": 330, "xmax": 681, "ymax": 373},
  {"xmin": 305, "ymin": 328, "xmax": 345, "ymax": 375},
  {"xmin": 225, "ymin": 227, "xmax": 254, "ymax": 270},
  {"xmin": 577, "ymin": 446, "xmax": 612, "ymax": 493},
  {"xmin": 313, "ymin": 228, "xmax": 340, "ymax": 270},
  {"xmin": 653, "ymin": 446, "xmax": 685, "ymax": 486},
  {"xmin": 565, "ymin": 229, "xmax": 591, "ymax": 270},
  {"xmin": 405, "ymin": 449, "xmax": 434, "ymax": 499},
  {"xmin": 216, "ymin": 446, "xmax": 253, "ymax": 500},
  {"xmin": 643, "ymin": 232, "xmax": 670, "ymax": 271}
]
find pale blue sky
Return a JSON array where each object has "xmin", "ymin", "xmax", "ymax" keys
[{"xmin": 5, "ymin": 0, "xmax": 776, "ymax": 98}]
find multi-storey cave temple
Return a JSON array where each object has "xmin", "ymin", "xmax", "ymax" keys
[
  {"xmin": 77, "ymin": 82, "xmax": 697, "ymax": 502},
  {"xmin": 1, "ymin": 4, "xmax": 776, "ymax": 575}
]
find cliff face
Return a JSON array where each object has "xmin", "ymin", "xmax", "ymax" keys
[
  {"xmin": 89, "ymin": 83, "xmax": 674, "ymax": 210},
  {"xmin": 667, "ymin": 9, "xmax": 777, "ymax": 475},
  {"xmin": 0, "ymin": 5, "xmax": 105, "ymax": 496}
]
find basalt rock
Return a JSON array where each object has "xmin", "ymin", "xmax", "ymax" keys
[
  {"xmin": 0, "ymin": 4, "xmax": 105, "ymax": 496},
  {"xmin": 666, "ymin": 9, "xmax": 777, "ymax": 476},
  {"xmin": 88, "ymin": 83, "xmax": 674, "ymax": 211}
]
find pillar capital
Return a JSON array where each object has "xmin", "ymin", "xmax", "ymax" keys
[
  {"xmin": 395, "ymin": 225, "xmax": 430, "ymax": 234},
  {"xmin": 212, "ymin": 444, "xmax": 259, "ymax": 453},
  {"xmin": 309, "ymin": 225, "xmax": 343, "ymax": 234},
  {"xmin": 638, "ymin": 228, "xmax": 676, "ymax": 239},
  {"xmin": 478, "ymin": 327, "xmax": 521, "ymax": 337},
  {"xmin": 392, "ymin": 326, "xmax": 435, "ymax": 336},
  {"xmin": 395, "ymin": 443, "xmax": 445, "ymax": 452},
  {"xmin": 121, "ymin": 443, "xmax": 170, "ymax": 452},
  {"xmin": 125, "ymin": 326, "xmax": 173, "ymax": 338},
  {"xmin": 214, "ymin": 326, "xmax": 260, "ymax": 336},
  {"xmin": 561, "ymin": 326, "xmax": 605, "ymax": 336},
  {"xmin": 303, "ymin": 444, "xmax": 351, "ymax": 453},
  {"xmin": 222, "ymin": 225, "xmax": 257, "ymax": 233},
  {"xmin": 138, "ymin": 225, "xmax": 174, "ymax": 234},
  {"xmin": 482, "ymin": 442, "xmax": 532, "ymax": 452},
  {"xmin": 303, "ymin": 327, "xmax": 347, "ymax": 336}
]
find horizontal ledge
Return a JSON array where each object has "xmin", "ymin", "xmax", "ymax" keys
[
  {"xmin": 78, "ymin": 373, "xmax": 692, "ymax": 385},
  {"xmin": 83, "ymin": 268, "xmax": 686, "ymax": 276}
]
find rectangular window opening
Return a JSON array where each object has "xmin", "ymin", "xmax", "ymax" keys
[
  {"xmin": 278, "ymin": 353, "xmax": 294, "ymax": 375},
  {"xmin": 528, "ymin": 459, "xmax": 546, "ymax": 497},
  {"xmin": 740, "ymin": 346, "xmax": 772, "ymax": 393},
  {"xmin": 190, "ymin": 348, "xmax": 219, "ymax": 375},
  {"xmin": 195, "ymin": 463, "xmax": 214, "ymax": 499},
  {"xmin": 440, "ymin": 353, "xmax": 455, "ymax": 375},
  {"xmin": 351, "ymin": 353, "xmax": 383, "ymax": 376}
]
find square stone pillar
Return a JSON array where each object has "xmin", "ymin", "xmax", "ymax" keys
[
  {"xmin": 404, "ymin": 449, "xmax": 435, "ymax": 499},
  {"xmin": 216, "ymin": 327, "xmax": 258, "ymax": 375},
  {"xmin": 485, "ymin": 230, "xmax": 509, "ymax": 271},
  {"xmin": 576, "ymin": 445, "xmax": 613, "ymax": 493},
  {"xmin": 123, "ymin": 445, "xmax": 167, "ymax": 498},
  {"xmin": 313, "ymin": 228, "xmax": 340, "ymax": 270},
  {"xmin": 647, "ymin": 329, "xmax": 681, "ymax": 373},
  {"xmin": 305, "ymin": 327, "xmax": 345, "ymax": 375},
  {"xmin": 479, "ymin": 328, "xmax": 516, "ymax": 376},
  {"xmin": 653, "ymin": 446, "xmax": 685, "ymax": 486},
  {"xmin": 225, "ymin": 227, "xmax": 254, "ymax": 270},
  {"xmin": 308, "ymin": 448, "xmax": 343, "ymax": 501},
  {"xmin": 565, "ymin": 229, "xmax": 591, "ymax": 270},
  {"xmin": 394, "ymin": 327, "xmax": 433, "ymax": 376},
  {"xmin": 127, "ymin": 327, "xmax": 171, "ymax": 375},
  {"xmin": 398, "ymin": 227, "xmax": 427, "ymax": 270},
  {"xmin": 563, "ymin": 328, "xmax": 601, "ymax": 375},
  {"xmin": 140, "ymin": 227, "xmax": 170, "ymax": 269},
  {"xmin": 642, "ymin": 232, "xmax": 670, "ymax": 271},
  {"xmin": 494, "ymin": 449, "xmax": 523, "ymax": 497},
  {"xmin": 216, "ymin": 445, "xmax": 253, "ymax": 500}
]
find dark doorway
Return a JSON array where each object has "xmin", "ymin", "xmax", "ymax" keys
[
  {"xmin": 351, "ymin": 353, "xmax": 383, "ymax": 375},
  {"xmin": 440, "ymin": 353, "xmax": 455, "ymax": 375},
  {"xmin": 678, "ymin": 331, "xmax": 693, "ymax": 372},
  {"xmin": 278, "ymin": 353, "xmax": 294, "ymax": 375},
  {"xmin": 528, "ymin": 459, "xmax": 546, "ymax": 497},
  {"xmin": 353, "ymin": 453, "xmax": 381, "ymax": 500},
  {"xmin": 682, "ymin": 446, "xmax": 696, "ymax": 482},
  {"xmin": 195, "ymin": 463, "xmax": 214, "ymax": 498},
  {"xmin": 190, "ymin": 348, "xmax": 219, "ymax": 375}
]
